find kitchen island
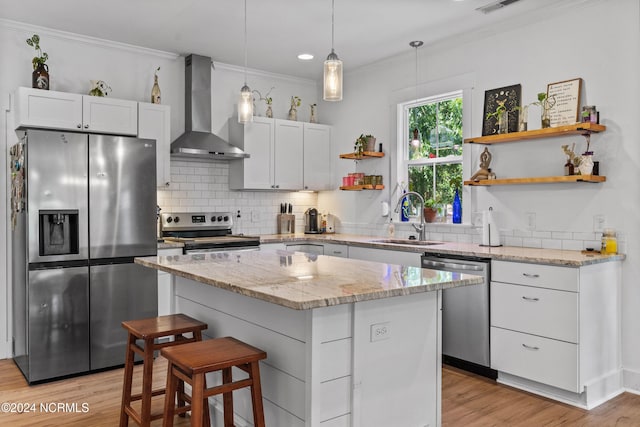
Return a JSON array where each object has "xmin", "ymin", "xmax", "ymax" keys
[{"xmin": 136, "ymin": 249, "xmax": 482, "ymax": 427}]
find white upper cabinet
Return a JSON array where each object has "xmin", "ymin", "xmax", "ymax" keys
[
  {"xmin": 274, "ymin": 119, "xmax": 304, "ymax": 190},
  {"xmin": 303, "ymin": 123, "xmax": 332, "ymax": 191},
  {"xmin": 229, "ymin": 117, "xmax": 332, "ymax": 191},
  {"xmin": 229, "ymin": 116, "xmax": 275, "ymax": 190},
  {"xmin": 138, "ymin": 102, "xmax": 171, "ymax": 187},
  {"xmin": 15, "ymin": 87, "xmax": 137, "ymax": 135}
]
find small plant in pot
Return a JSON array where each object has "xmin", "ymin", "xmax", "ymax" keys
[
  {"xmin": 423, "ymin": 193, "xmax": 441, "ymax": 223},
  {"xmin": 354, "ymin": 134, "xmax": 376, "ymax": 156},
  {"xmin": 26, "ymin": 34, "xmax": 49, "ymax": 90}
]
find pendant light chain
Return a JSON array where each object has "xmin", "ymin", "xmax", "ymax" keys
[
  {"xmin": 244, "ymin": 0, "xmax": 248, "ymax": 85},
  {"xmin": 331, "ymin": 0, "xmax": 335, "ymax": 54}
]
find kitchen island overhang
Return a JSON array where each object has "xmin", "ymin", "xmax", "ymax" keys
[{"xmin": 136, "ymin": 250, "xmax": 482, "ymax": 427}]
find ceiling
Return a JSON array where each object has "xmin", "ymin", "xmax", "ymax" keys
[{"xmin": 0, "ymin": 0, "xmax": 583, "ymax": 80}]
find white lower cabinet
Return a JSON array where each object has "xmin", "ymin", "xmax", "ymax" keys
[
  {"xmin": 157, "ymin": 247, "xmax": 183, "ymax": 315},
  {"xmin": 323, "ymin": 243, "xmax": 348, "ymax": 258},
  {"xmin": 490, "ymin": 259, "xmax": 621, "ymax": 407}
]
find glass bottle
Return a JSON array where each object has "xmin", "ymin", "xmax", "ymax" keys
[
  {"xmin": 601, "ymin": 228, "xmax": 617, "ymax": 255},
  {"xmin": 564, "ymin": 159, "xmax": 574, "ymax": 176},
  {"xmin": 151, "ymin": 74, "xmax": 161, "ymax": 104},
  {"xmin": 452, "ymin": 189, "xmax": 462, "ymax": 224}
]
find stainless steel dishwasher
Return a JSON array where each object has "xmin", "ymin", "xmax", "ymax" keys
[{"xmin": 421, "ymin": 253, "xmax": 497, "ymax": 379}]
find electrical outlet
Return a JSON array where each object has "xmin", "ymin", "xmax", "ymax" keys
[
  {"xmin": 370, "ymin": 322, "xmax": 390, "ymax": 342},
  {"xmin": 525, "ymin": 212, "xmax": 536, "ymax": 231},
  {"xmin": 251, "ymin": 210, "xmax": 260, "ymax": 223},
  {"xmin": 593, "ymin": 214, "xmax": 605, "ymax": 232},
  {"xmin": 472, "ymin": 212, "xmax": 483, "ymax": 227}
]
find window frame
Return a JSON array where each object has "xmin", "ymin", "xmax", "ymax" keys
[{"xmin": 396, "ymin": 87, "xmax": 473, "ymax": 225}]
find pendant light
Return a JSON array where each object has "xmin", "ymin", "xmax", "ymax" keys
[
  {"xmin": 238, "ymin": 0, "xmax": 253, "ymax": 123},
  {"xmin": 323, "ymin": 0, "xmax": 343, "ymax": 101},
  {"xmin": 410, "ymin": 40, "xmax": 423, "ymax": 147}
]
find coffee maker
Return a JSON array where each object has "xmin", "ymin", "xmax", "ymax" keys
[{"xmin": 304, "ymin": 208, "xmax": 320, "ymax": 234}]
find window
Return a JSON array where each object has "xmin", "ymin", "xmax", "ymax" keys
[{"xmin": 401, "ymin": 91, "xmax": 463, "ymax": 223}]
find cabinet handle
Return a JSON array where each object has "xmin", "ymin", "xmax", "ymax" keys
[
  {"xmin": 332, "ymin": 251, "xmax": 342, "ymax": 254},
  {"xmin": 77, "ymin": 124, "xmax": 82, "ymax": 128},
  {"xmin": 84, "ymin": 124, "xmax": 89, "ymax": 129},
  {"xmin": 276, "ymin": 185, "xmax": 280, "ymax": 188},
  {"xmin": 522, "ymin": 343, "xmax": 540, "ymax": 351},
  {"xmin": 522, "ymin": 296, "xmax": 539, "ymax": 302},
  {"xmin": 522, "ymin": 273, "xmax": 540, "ymax": 278}
]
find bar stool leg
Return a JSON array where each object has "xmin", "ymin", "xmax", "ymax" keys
[
  {"xmin": 191, "ymin": 373, "xmax": 205, "ymax": 427},
  {"xmin": 139, "ymin": 338, "xmax": 155, "ymax": 426},
  {"xmin": 222, "ymin": 367, "xmax": 234, "ymax": 427},
  {"xmin": 120, "ymin": 333, "xmax": 136, "ymax": 427},
  {"xmin": 163, "ymin": 362, "xmax": 178, "ymax": 427},
  {"xmin": 249, "ymin": 361, "xmax": 266, "ymax": 427}
]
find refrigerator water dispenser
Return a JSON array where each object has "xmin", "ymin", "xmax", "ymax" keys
[{"xmin": 39, "ymin": 209, "xmax": 79, "ymax": 256}]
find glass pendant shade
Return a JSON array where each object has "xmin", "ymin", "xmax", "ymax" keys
[
  {"xmin": 238, "ymin": 84, "xmax": 253, "ymax": 123},
  {"xmin": 323, "ymin": 50, "xmax": 343, "ymax": 101}
]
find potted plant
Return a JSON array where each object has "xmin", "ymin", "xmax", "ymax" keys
[
  {"xmin": 365, "ymin": 134, "xmax": 376, "ymax": 152},
  {"xmin": 486, "ymin": 100, "xmax": 512, "ymax": 134},
  {"xmin": 26, "ymin": 34, "xmax": 49, "ymax": 90},
  {"xmin": 423, "ymin": 192, "xmax": 440, "ymax": 223},
  {"xmin": 532, "ymin": 92, "xmax": 556, "ymax": 128},
  {"xmin": 288, "ymin": 96, "xmax": 301, "ymax": 121}
]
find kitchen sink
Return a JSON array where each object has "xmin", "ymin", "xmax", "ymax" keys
[{"xmin": 370, "ymin": 239, "xmax": 443, "ymax": 246}]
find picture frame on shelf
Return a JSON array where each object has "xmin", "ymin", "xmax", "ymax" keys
[
  {"xmin": 482, "ymin": 84, "xmax": 521, "ymax": 136},
  {"xmin": 547, "ymin": 78, "xmax": 582, "ymax": 127}
]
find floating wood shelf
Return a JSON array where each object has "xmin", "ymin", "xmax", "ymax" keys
[
  {"xmin": 464, "ymin": 175, "xmax": 606, "ymax": 186},
  {"xmin": 464, "ymin": 123, "xmax": 606, "ymax": 145},
  {"xmin": 339, "ymin": 184, "xmax": 385, "ymax": 191},
  {"xmin": 339, "ymin": 151, "xmax": 385, "ymax": 159}
]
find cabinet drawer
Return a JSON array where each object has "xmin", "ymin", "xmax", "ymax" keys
[
  {"xmin": 323, "ymin": 243, "xmax": 348, "ymax": 258},
  {"xmin": 492, "ymin": 260, "xmax": 578, "ymax": 292},
  {"xmin": 491, "ymin": 327, "xmax": 579, "ymax": 392},
  {"xmin": 491, "ymin": 282, "xmax": 578, "ymax": 343}
]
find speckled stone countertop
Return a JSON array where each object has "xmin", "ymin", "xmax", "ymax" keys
[
  {"xmin": 135, "ymin": 250, "xmax": 482, "ymax": 310},
  {"xmin": 261, "ymin": 233, "xmax": 625, "ymax": 267}
]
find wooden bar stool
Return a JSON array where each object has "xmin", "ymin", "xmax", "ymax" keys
[
  {"xmin": 161, "ymin": 337, "xmax": 267, "ymax": 427},
  {"xmin": 120, "ymin": 314, "xmax": 208, "ymax": 427}
]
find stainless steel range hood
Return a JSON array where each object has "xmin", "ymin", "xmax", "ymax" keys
[{"xmin": 171, "ymin": 54, "xmax": 249, "ymax": 160}]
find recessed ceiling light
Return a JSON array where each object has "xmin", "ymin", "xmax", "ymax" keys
[{"xmin": 297, "ymin": 53, "xmax": 314, "ymax": 61}]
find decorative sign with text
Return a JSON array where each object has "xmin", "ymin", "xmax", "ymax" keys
[{"xmin": 547, "ymin": 78, "xmax": 582, "ymax": 127}]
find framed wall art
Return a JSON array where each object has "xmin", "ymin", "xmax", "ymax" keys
[
  {"xmin": 547, "ymin": 78, "xmax": 582, "ymax": 127},
  {"xmin": 482, "ymin": 84, "xmax": 521, "ymax": 136}
]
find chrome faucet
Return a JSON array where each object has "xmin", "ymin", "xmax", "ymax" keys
[{"xmin": 394, "ymin": 191, "xmax": 426, "ymax": 241}]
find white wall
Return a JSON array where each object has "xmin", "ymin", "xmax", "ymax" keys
[
  {"xmin": 319, "ymin": 0, "xmax": 640, "ymax": 390},
  {"xmin": 0, "ymin": 19, "xmax": 322, "ymax": 358}
]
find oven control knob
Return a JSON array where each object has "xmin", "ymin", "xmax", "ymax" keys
[
  {"xmin": 211, "ymin": 216, "xmax": 216, "ymax": 222},
  {"xmin": 174, "ymin": 216, "xmax": 180, "ymax": 223},
  {"xmin": 223, "ymin": 215, "xmax": 229, "ymax": 221},
  {"xmin": 217, "ymin": 216, "xmax": 223, "ymax": 221},
  {"xmin": 166, "ymin": 217, "xmax": 173, "ymax": 223}
]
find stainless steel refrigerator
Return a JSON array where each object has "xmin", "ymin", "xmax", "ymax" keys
[{"xmin": 11, "ymin": 129, "xmax": 158, "ymax": 383}]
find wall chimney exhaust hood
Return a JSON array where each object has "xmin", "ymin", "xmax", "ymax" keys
[{"xmin": 171, "ymin": 54, "xmax": 249, "ymax": 160}]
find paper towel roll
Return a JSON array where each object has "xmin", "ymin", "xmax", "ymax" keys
[
  {"xmin": 482, "ymin": 210, "xmax": 490, "ymax": 246},
  {"xmin": 488, "ymin": 209, "xmax": 500, "ymax": 246}
]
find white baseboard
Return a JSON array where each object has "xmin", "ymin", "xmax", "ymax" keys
[{"xmin": 623, "ymin": 368, "xmax": 640, "ymax": 394}]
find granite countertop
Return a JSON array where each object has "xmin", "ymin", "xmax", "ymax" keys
[
  {"xmin": 135, "ymin": 250, "xmax": 482, "ymax": 310},
  {"xmin": 261, "ymin": 233, "xmax": 625, "ymax": 267}
]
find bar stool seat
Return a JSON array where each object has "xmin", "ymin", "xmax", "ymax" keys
[
  {"xmin": 162, "ymin": 337, "xmax": 267, "ymax": 427},
  {"xmin": 120, "ymin": 314, "xmax": 208, "ymax": 427}
]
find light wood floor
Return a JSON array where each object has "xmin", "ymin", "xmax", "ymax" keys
[{"xmin": 1, "ymin": 358, "xmax": 639, "ymax": 426}]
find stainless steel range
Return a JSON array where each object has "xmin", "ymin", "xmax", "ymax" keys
[{"xmin": 160, "ymin": 211, "xmax": 260, "ymax": 253}]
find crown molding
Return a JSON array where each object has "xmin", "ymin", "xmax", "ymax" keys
[
  {"xmin": 213, "ymin": 61, "xmax": 317, "ymax": 86},
  {"xmin": 0, "ymin": 18, "xmax": 180, "ymax": 60}
]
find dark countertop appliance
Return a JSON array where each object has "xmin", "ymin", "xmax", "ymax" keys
[
  {"xmin": 11, "ymin": 129, "xmax": 158, "ymax": 384},
  {"xmin": 161, "ymin": 212, "xmax": 260, "ymax": 253},
  {"xmin": 304, "ymin": 208, "xmax": 320, "ymax": 234}
]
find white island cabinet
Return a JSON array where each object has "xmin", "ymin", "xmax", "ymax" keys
[
  {"xmin": 136, "ymin": 251, "xmax": 482, "ymax": 426},
  {"xmin": 490, "ymin": 259, "xmax": 621, "ymax": 409},
  {"xmin": 15, "ymin": 87, "xmax": 138, "ymax": 135}
]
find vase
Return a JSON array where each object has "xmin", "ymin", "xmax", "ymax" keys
[
  {"xmin": 452, "ymin": 189, "xmax": 461, "ymax": 224},
  {"xmin": 365, "ymin": 136, "xmax": 376, "ymax": 152},
  {"xmin": 518, "ymin": 105, "xmax": 528, "ymax": 132},
  {"xmin": 151, "ymin": 75, "xmax": 161, "ymax": 104},
  {"xmin": 541, "ymin": 107, "xmax": 551, "ymax": 128},
  {"xmin": 288, "ymin": 107, "xmax": 297, "ymax": 121},
  {"xmin": 266, "ymin": 105, "xmax": 273, "ymax": 118},
  {"xmin": 32, "ymin": 63, "xmax": 49, "ymax": 90},
  {"xmin": 309, "ymin": 105, "xmax": 317, "ymax": 123},
  {"xmin": 497, "ymin": 111, "xmax": 508, "ymax": 134},
  {"xmin": 578, "ymin": 152, "xmax": 594, "ymax": 175}
]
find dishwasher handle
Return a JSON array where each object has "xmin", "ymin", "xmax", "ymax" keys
[{"xmin": 422, "ymin": 259, "xmax": 485, "ymax": 272}]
